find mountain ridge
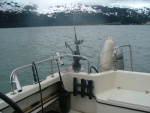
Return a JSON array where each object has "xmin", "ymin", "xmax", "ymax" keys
[{"xmin": 0, "ymin": 1, "xmax": 150, "ymax": 28}]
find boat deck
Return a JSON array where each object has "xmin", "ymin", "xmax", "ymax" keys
[
  {"xmin": 96, "ymin": 88, "xmax": 150, "ymax": 112},
  {"xmin": 69, "ymin": 109, "xmax": 82, "ymax": 113}
]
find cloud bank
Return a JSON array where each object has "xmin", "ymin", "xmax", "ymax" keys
[{"xmin": 2, "ymin": 0, "xmax": 150, "ymax": 8}]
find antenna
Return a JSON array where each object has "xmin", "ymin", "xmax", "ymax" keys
[
  {"xmin": 74, "ymin": 15, "xmax": 77, "ymax": 43},
  {"xmin": 65, "ymin": 14, "xmax": 84, "ymax": 72},
  {"xmin": 73, "ymin": 14, "xmax": 83, "ymax": 55}
]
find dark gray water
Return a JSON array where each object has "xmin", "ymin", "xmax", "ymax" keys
[{"xmin": 0, "ymin": 25, "xmax": 150, "ymax": 93}]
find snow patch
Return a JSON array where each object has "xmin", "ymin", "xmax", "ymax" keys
[{"xmin": 0, "ymin": 1, "xmax": 150, "ymax": 17}]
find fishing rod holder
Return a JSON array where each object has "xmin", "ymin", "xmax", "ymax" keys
[
  {"xmin": 10, "ymin": 73, "xmax": 22, "ymax": 95},
  {"xmin": 54, "ymin": 52, "xmax": 64, "ymax": 66}
]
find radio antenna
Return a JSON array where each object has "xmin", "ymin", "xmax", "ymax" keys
[
  {"xmin": 73, "ymin": 14, "xmax": 83, "ymax": 55},
  {"xmin": 65, "ymin": 14, "xmax": 83, "ymax": 72},
  {"xmin": 74, "ymin": 15, "xmax": 77, "ymax": 44}
]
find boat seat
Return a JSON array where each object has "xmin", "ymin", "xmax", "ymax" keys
[
  {"xmin": 96, "ymin": 88, "xmax": 150, "ymax": 112},
  {"xmin": 69, "ymin": 109, "xmax": 83, "ymax": 113}
]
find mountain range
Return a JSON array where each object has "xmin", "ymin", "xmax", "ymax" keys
[{"xmin": 0, "ymin": 1, "xmax": 150, "ymax": 28}]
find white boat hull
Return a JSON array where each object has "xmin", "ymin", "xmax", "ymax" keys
[{"xmin": 1, "ymin": 70, "xmax": 150, "ymax": 113}]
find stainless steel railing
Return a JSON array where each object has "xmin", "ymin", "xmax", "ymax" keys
[
  {"xmin": 10, "ymin": 54, "xmax": 90, "ymax": 94},
  {"xmin": 113, "ymin": 45, "xmax": 133, "ymax": 71},
  {"xmin": 99, "ymin": 45, "xmax": 133, "ymax": 72}
]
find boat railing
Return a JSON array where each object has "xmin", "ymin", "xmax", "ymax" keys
[
  {"xmin": 113, "ymin": 45, "xmax": 133, "ymax": 71},
  {"xmin": 10, "ymin": 54, "xmax": 90, "ymax": 95},
  {"xmin": 99, "ymin": 45, "xmax": 133, "ymax": 71}
]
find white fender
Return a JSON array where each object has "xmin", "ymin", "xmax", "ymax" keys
[{"xmin": 99, "ymin": 38, "xmax": 115, "ymax": 72}]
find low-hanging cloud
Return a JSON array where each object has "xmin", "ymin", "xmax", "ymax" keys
[{"xmin": 1, "ymin": 0, "xmax": 150, "ymax": 8}]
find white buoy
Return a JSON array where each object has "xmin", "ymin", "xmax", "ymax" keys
[{"xmin": 98, "ymin": 37, "xmax": 115, "ymax": 72}]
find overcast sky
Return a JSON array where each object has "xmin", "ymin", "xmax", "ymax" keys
[{"xmin": 3, "ymin": 0, "xmax": 150, "ymax": 8}]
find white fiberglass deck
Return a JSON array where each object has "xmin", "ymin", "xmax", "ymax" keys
[
  {"xmin": 96, "ymin": 88, "xmax": 150, "ymax": 111},
  {"xmin": 62, "ymin": 70, "xmax": 150, "ymax": 113},
  {"xmin": 69, "ymin": 109, "xmax": 82, "ymax": 113},
  {"xmin": 1, "ymin": 70, "xmax": 150, "ymax": 113}
]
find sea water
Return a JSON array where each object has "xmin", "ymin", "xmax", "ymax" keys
[{"xmin": 0, "ymin": 25, "xmax": 150, "ymax": 93}]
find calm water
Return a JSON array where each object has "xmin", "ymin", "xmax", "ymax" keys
[{"xmin": 0, "ymin": 25, "xmax": 150, "ymax": 93}]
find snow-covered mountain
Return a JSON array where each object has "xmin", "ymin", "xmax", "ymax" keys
[
  {"xmin": 46, "ymin": 4, "xmax": 150, "ymax": 18},
  {"xmin": 0, "ymin": 1, "xmax": 150, "ymax": 27},
  {"xmin": 0, "ymin": 1, "xmax": 37, "ymax": 13},
  {"xmin": 48, "ymin": 4, "xmax": 150, "ymax": 15},
  {"xmin": 48, "ymin": 4, "xmax": 98, "ymax": 14},
  {"xmin": 0, "ymin": 1, "xmax": 150, "ymax": 16}
]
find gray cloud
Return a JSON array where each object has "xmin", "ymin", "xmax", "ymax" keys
[{"xmin": 1, "ymin": 0, "xmax": 150, "ymax": 8}]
